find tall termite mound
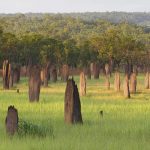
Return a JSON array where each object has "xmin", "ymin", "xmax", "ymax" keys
[
  {"xmin": 29, "ymin": 66, "xmax": 41, "ymax": 102},
  {"xmin": 64, "ymin": 79, "xmax": 83, "ymax": 124}
]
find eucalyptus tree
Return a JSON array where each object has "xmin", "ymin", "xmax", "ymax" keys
[
  {"xmin": 1, "ymin": 33, "xmax": 19, "ymax": 89},
  {"xmin": 61, "ymin": 39, "xmax": 79, "ymax": 81},
  {"xmin": 78, "ymin": 40, "xmax": 93, "ymax": 79},
  {"xmin": 20, "ymin": 33, "xmax": 43, "ymax": 102},
  {"xmin": 40, "ymin": 37, "xmax": 64, "ymax": 86},
  {"xmin": 90, "ymin": 35, "xmax": 107, "ymax": 79}
]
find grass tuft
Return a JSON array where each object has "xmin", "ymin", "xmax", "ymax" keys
[{"xmin": 18, "ymin": 119, "xmax": 54, "ymax": 138}]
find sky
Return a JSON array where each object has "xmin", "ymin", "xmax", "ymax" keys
[{"xmin": 0, "ymin": 0, "xmax": 149, "ymax": 13}]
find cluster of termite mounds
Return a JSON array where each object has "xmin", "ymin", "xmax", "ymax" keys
[
  {"xmin": 2, "ymin": 58, "xmax": 150, "ymax": 103},
  {"xmin": 3, "ymin": 62, "xmax": 150, "ymax": 137},
  {"xmin": 4, "ymin": 79, "xmax": 83, "ymax": 137}
]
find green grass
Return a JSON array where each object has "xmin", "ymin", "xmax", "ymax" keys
[{"xmin": 0, "ymin": 74, "xmax": 150, "ymax": 150}]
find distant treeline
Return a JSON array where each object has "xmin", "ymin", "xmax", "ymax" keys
[
  {"xmin": 0, "ymin": 12, "xmax": 150, "ymax": 39},
  {"xmin": 1, "ymin": 12, "xmax": 150, "ymax": 26},
  {"xmin": 0, "ymin": 12, "xmax": 150, "ymax": 73}
]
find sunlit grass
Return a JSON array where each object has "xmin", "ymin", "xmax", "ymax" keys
[{"xmin": 0, "ymin": 74, "xmax": 150, "ymax": 150}]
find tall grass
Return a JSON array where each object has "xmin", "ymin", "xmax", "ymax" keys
[{"xmin": 0, "ymin": 74, "xmax": 150, "ymax": 150}]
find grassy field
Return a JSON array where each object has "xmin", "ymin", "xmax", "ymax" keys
[{"xmin": 0, "ymin": 74, "xmax": 150, "ymax": 150}]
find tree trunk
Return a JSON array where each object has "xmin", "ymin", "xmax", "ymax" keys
[
  {"xmin": 123, "ymin": 75, "xmax": 130, "ymax": 98},
  {"xmin": 109, "ymin": 58, "xmax": 114, "ymax": 77},
  {"xmin": 29, "ymin": 66, "xmax": 41, "ymax": 102},
  {"xmin": 42, "ymin": 62, "xmax": 51, "ymax": 87},
  {"xmin": 83, "ymin": 66, "xmax": 91, "ymax": 79},
  {"xmin": 64, "ymin": 79, "xmax": 83, "ymax": 124},
  {"xmin": 86, "ymin": 66, "xmax": 91, "ymax": 79},
  {"xmin": 124, "ymin": 62, "xmax": 133, "ymax": 78},
  {"xmin": 105, "ymin": 76, "xmax": 110, "ymax": 90},
  {"xmin": 130, "ymin": 73, "xmax": 137, "ymax": 94},
  {"xmin": 105, "ymin": 63, "xmax": 110, "ymax": 77},
  {"xmin": 3, "ymin": 60, "xmax": 14, "ymax": 89},
  {"xmin": 50, "ymin": 65, "xmax": 57, "ymax": 82},
  {"xmin": 62, "ymin": 64, "xmax": 69, "ymax": 82},
  {"xmin": 133, "ymin": 65, "xmax": 138, "ymax": 75},
  {"xmin": 5, "ymin": 105, "xmax": 18, "ymax": 136},
  {"xmin": 145, "ymin": 72, "xmax": 149, "ymax": 89},
  {"xmin": 9, "ymin": 64, "xmax": 14, "ymax": 88},
  {"xmin": 57, "ymin": 67, "xmax": 61, "ymax": 77},
  {"xmin": 43, "ymin": 67, "xmax": 48, "ymax": 87},
  {"xmin": 3, "ymin": 60, "xmax": 10, "ymax": 89},
  {"xmin": 26, "ymin": 65, "xmax": 31, "ymax": 77},
  {"xmin": 40, "ymin": 69, "xmax": 44, "ymax": 85},
  {"xmin": 93, "ymin": 62, "xmax": 100, "ymax": 79},
  {"xmin": 114, "ymin": 72, "xmax": 120, "ymax": 92},
  {"xmin": 80, "ymin": 72, "xmax": 86, "ymax": 96},
  {"xmin": 13, "ymin": 66, "xmax": 20, "ymax": 84}
]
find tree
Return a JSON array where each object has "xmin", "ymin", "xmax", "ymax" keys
[
  {"xmin": 40, "ymin": 37, "xmax": 64, "ymax": 86},
  {"xmin": 1, "ymin": 33, "xmax": 19, "ymax": 89},
  {"xmin": 78, "ymin": 40, "xmax": 93, "ymax": 79},
  {"xmin": 20, "ymin": 33, "xmax": 43, "ymax": 102}
]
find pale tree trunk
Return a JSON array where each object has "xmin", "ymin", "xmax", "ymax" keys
[
  {"xmin": 145, "ymin": 72, "xmax": 149, "ymax": 89},
  {"xmin": 29, "ymin": 66, "xmax": 41, "ymax": 102},
  {"xmin": 79, "ymin": 72, "xmax": 86, "ymax": 96},
  {"xmin": 8, "ymin": 64, "xmax": 14, "ymax": 88},
  {"xmin": 114, "ymin": 72, "xmax": 120, "ymax": 92},
  {"xmin": 3, "ymin": 60, "xmax": 10, "ymax": 89},
  {"xmin": 62, "ymin": 64, "xmax": 69, "ymax": 82},
  {"xmin": 64, "ymin": 79, "xmax": 83, "ymax": 124},
  {"xmin": 130, "ymin": 73, "xmax": 137, "ymax": 94},
  {"xmin": 105, "ymin": 63, "xmax": 110, "ymax": 77},
  {"xmin": 123, "ymin": 75, "xmax": 130, "ymax": 98},
  {"xmin": 40, "ymin": 69, "xmax": 44, "ymax": 85},
  {"xmin": 133, "ymin": 65, "xmax": 138, "ymax": 75}
]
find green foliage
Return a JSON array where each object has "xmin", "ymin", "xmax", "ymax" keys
[
  {"xmin": 0, "ymin": 14, "xmax": 149, "ymax": 68},
  {"xmin": 40, "ymin": 38, "xmax": 64, "ymax": 66},
  {"xmin": 63, "ymin": 39, "xmax": 79, "ymax": 67},
  {"xmin": 90, "ymin": 23, "xmax": 147, "ymax": 68},
  {"xmin": 78, "ymin": 40, "xmax": 93, "ymax": 67},
  {"xmin": 20, "ymin": 33, "xmax": 43, "ymax": 65},
  {"xmin": 1, "ymin": 33, "xmax": 19, "ymax": 62}
]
